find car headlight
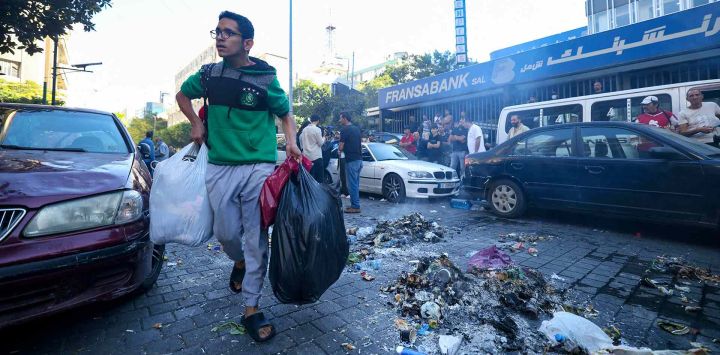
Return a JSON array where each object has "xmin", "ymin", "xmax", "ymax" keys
[
  {"xmin": 24, "ymin": 190, "xmax": 144, "ymax": 237},
  {"xmin": 408, "ymin": 171, "xmax": 433, "ymax": 179},
  {"xmin": 452, "ymin": 171, "xmax": 459, "ymax": 179}
]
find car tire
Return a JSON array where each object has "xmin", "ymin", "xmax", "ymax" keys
[
  {"xmin": 140, "ymin": 243, "xmax": 165, "ymax": 292},
  {"xmin": 487, "ymin": 179, "xmax": 526, "ymax": 218},
  {"xmin": 382, "ymin": 173, "xmax": 406, "ymax": 203}
]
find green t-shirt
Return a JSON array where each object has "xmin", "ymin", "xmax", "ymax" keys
[{"xmin": 181, "ymin": 59, "xmax": 289, "ymax": 165}]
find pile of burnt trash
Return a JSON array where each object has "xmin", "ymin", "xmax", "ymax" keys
[
  {"xmin": 381, "ymin": 252, "xmax": 567, "ymax": 353},
  {"xmin": 347, "ymin": 212, "xmax": 448, "ymax": 248}
]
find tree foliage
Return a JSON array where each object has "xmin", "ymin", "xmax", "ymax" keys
[{"xmin": 1, "ymin": 0, "xmax": 113, "ymax": 54}]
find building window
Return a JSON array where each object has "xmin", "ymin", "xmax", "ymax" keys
[
  {"xmin": 662, "ymin": 0, "xmax": 681, "ymax": 14},
  {"xmin": 590, "ymin": 0, "xmax": 611, "ymax": 33},
  {"xmin": 690, "ymin": 0, "xmax": 711, "ymax": 7},
  {"xmin": 636, "ymin": 0, "xmax": 655, "ymax": 22},
  {"xmin": 614, "ymin": 0, "xmax": 632, "ymax": 27},
  {"xmin": 0, "ymin": 59, "xmax": 20, "ymax": 78}
]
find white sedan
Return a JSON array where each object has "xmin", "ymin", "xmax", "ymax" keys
[{"xmin": 327, "ymin": 143, "xmax": 460, "ymax": 202}]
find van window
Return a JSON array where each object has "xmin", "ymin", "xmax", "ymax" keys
[
  {"xmin": 591, "ymin": 99, "xmax": 629, "ymax": 122},
  {"xmin": 630, "ymin": 94, "xmax": 672, "ymax": 121},
  {"xmin": 541, "ymin": 104, "xmax": 582, "ymax": 126},
  {"xmin": 686, "ymin": 87, "xmax": 720, "ymax": 107},
  {"xmin": 504, "ymin": 109, "xmax": 540, "ymax": 135}
]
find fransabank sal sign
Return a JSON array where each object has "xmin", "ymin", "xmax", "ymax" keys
[{"xmin": 378, "ymin": 2, "xmax": 720, "ymax": 109}]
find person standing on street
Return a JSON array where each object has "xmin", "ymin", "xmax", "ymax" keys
[
  {"xmin": 154, "ymin": 137, "xmax": 170, "ymax": 162},
  {"xmin": 507, "ymin": 115, "xmax": 530, "ymax": 139},
  {"xmin": 678, "ymin": 89, "xmax": 720, "ymax": 146},
  {"xmin": 448, "ymin": 119, "xmax": 468, "ymax": 179},
  {"xmin": 175, "ymin": 11, "xmax": 300, "ymax": 343},
  {"xmin": 139, "ymin": 131, "xmax": 155, "ymax": 172},
  {"xmin": 338, "ymin": 112, "xmax": 362, "ymax": 213},
  {"xmin": 463, "ymin": 117, "xmax": 485, "ymax": 154},
  {"xmin": 301, "ymin": 114, "xmax": 325, "ymax": 182},
  {"xmin": 426, "ymin": 124, "xmax": 442, "ymax": 163}
]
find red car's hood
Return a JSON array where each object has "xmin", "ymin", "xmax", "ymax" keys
[{"xmin": 0, "ymin": 150, "xmax": 133, "ymax": 208}]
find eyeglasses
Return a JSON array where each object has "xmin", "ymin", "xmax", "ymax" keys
[{"xmin": 210, "ymin": 29, "xmax": 242, "ymax": 40}]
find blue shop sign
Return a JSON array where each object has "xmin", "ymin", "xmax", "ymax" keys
[{"xmin": 379, "ymin": 3, "xmax": 720, "ymax": 109}]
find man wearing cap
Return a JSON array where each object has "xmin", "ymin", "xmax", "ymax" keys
[
  {"xmin": 678, "ymin": 89, "xmax": 720, "ymax": 146},
  {"xmin": 636, "ymin": 96, "xmax": 676, "ymax": 129}
]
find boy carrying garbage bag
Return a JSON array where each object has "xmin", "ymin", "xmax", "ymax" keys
[{"xmin": 175, "ymin": 11, "xmax": 300, "ymax": 343}]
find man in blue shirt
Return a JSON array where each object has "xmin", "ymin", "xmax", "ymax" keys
[{"xmin": 139, "ymin": 131, "xmax": 155, "ymax": 172}]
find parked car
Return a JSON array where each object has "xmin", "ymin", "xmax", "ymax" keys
[
  {"xmin": 327, "ymin": 142, "xmax": 460, "ymax": 202},
  {"xmin": 0, "ymin": 104, "xmax": 165, "ymax": 328},
  {"xmin": 370, "ymin": 132, "xmax": 402, "ymax": 144},
  {"xmin": 464, "ymin": 121, "xmax": 720, "ymax": 228}
]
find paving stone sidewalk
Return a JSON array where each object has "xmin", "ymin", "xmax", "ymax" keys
[{"xmin": 3, "ymin": 198, "xmax": 720, "ymax": 354}]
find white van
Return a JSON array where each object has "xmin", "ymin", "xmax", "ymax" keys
[{"xmin": 496, "ymin": 79, "xmax": 720, "ymax": 144}]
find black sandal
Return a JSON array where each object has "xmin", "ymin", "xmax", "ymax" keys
[
  {"xmin": 229, "ymin": 264, "xmax": 245, "ymax": 293},
  {"xmin": 241, "ymin": 312, "xmax": 276, "ymax": 342}
]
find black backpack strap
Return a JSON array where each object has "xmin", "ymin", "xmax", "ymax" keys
[{"xmin": 200, "ymin": 63, "xmax": 216, "ymax": 105}]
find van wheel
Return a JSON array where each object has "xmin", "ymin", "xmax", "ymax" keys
[
  {"xmin": 140, "ymin": 244, "xmax": 165, "ymax": 292},
  {"xmin": 488, "ymin": 179, "xmax": 526, "ymax": 218}
]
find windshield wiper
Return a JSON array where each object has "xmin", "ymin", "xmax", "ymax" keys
[{"xmin": 0, "ymin": 144, "xmax": 86, "ymax": 152}]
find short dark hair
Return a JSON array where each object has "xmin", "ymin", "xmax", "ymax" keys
[
  {"xmin": 310, "ymin": 114, "xmax": 321, "ymax": 122},
  {"xmin": 146, "ymin": 131, "xmax": 154, "ymax": 138},
  {"xmin": 340, "ymin": 112, "xmax": 352, "ymax": 121},
  {"xmin": 219, "ymin": 11, "xmax": 254, "ymax": 39}
]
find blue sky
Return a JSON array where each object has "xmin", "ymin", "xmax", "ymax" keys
[{"xmin": 65, "ymin": 0, "xmax": 586, "ymax": 113}]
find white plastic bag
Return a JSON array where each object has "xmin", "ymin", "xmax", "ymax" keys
[
  {"xmin": 538, "ymin": 311, "xmax": 613, "ymax": 353},
  {"xmin": 150, "ymin": 143, "xmax": 213, "ymax": 247}
]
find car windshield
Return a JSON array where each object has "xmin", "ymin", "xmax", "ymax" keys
[
  {"xmin": 649, "ymin": 125, "xmax": 720, "ymax": 157},
  {"xmin": 369, "ymin": 143, "xmax": 409, "ymax": 161},
  {"xmin": 0, "ymin": 109, "xmax": 129, "ymax": 153}
]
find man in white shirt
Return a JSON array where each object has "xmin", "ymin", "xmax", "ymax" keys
[
  {"xmin": 300, "ymin": 114, "xmax": 325, "ymax": 182},
  {"xmin": 507, "ymin": 115, "xmax": 530, "ymax": 139},
  {"xmin": 678, "ymin": 89, "xmax": 720, "ymax": 146},
  {"xmin": 462, "ymin": 116, "xmax": 485, "ymax": 154}
]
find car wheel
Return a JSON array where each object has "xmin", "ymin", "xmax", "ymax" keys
[
  {"xmin": 140, "ymin": 243, "xmax": 165, "ymax": 291},
  {"xmin": 488, "ymin": 179, "xmax": 526, "ymax": 218},
  {"xmin": 382, "ymin": 173, "xmax": 406, "ymax": 203}
]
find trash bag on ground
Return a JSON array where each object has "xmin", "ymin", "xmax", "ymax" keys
[
  {"xmin": 150, "ymin": 143, "xmax": 213, "ymax": 247},
  {"xmin": 467, "ymin": 246, "xmax": 513, "ymax": 272},
  {"xmin": 260, "ymin": 156, "xmax": 312, "ymax": 229},
  {"xmin": 269, "ymin": 165, "xmax": 348, "ymax": 304},
  {"xmin": 538, "ymin": 311, "xmax": 613, "ymax": 353}
]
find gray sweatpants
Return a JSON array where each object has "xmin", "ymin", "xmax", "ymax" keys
[{"xmin": 205, "ymin": 163, "xmax": 274, "ymax": 307}]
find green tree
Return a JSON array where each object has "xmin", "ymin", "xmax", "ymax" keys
[
  {"xmin": 158, "ymin": 122, "xmax": 191, "ymax": 149},
  {"xmin": 292, "ymin": 79, "xmax": 332, "ymax": 121},
  {"xmin": 1, "ymin": 0, "xmax": 113, "ymax": 54},
  {"xmin": 0, "ymin": 78, "xmax": 63, "ymax": 104},
  {"xmin": 125, "ymin": 116, "xmax": 152, "ymax": 144}
]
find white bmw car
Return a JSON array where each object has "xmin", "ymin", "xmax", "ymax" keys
[{"xmin": 327, "ymin": 143, "xmax": 460, "ymax": 202}]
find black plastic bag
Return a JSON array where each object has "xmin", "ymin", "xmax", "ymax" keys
[{"xmin": 269, "ymin": 166, "xmax": 348, "ymax": 304}]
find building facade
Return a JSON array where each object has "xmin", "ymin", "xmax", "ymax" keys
[
  {"xmin": 0, "ymin": 37, "xmax": 70, "ymax": 101},
  {"xmin": 586, "ymin": 0, "xmax": 718, "ymax": 34}
]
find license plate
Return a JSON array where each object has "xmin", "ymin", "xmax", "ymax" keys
[{"xmin": 439, "ymin": 182, "xmax": 456, "ymax": 188}]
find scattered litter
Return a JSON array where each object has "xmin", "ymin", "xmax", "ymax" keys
[
  {"xmin": 166, "ymin": 262, "xmax": 178, "ymax": 267},
  {"xmin": 395, "ymin": 346, "xmax": 426, "ymax": 355},
  {"xmin": 347, "ymin": 252, "xmax": 363, "ymax": 265},
  {"xmin": 467, "ymin": 246, "xmax": 513, "ymax": 272},
  {"xmin": 685, "ymin": 306, "xmax": 702, "ymax": 312},
  {"xmin": 450, "ymin": 198, "xmax": 472, "ymax": 210},
  {"xmin": 341, "ymin": 342, "xmax": 356, "ymax": 351},
  {"xmin": 603, "ymin": 325, "xmax": 622, "ymax": 345},
  {"xmin": 351, "ymin": 213, "xmax": 446, "ymax": 250},
  {"xmin": 657, "ymin": 320, "xmax": 690, "ymax": 335},
  {"xmin": 550, "ymin": 274, "xmax": 565, "ymax": 281},
  {"xmin": 125, "ymin": 329, "xmax": 135, "ymax": 333},
  {"xmin": 361, "ymin": 271, "xmax": 375, "ymax": 281},
  {"xmin": 657, "ymin": 286, "xmax": 673, "ymax": 296},
  {"xmin": 511, "ymin": 242, "xmax": 525, "ymax": 251},
  {"xmin": 162, "ymin": 255, "xmax": 168, "ymax": 261},
  {"xmin": 674, "ymin": 285, "xmax": 690, "ymax": 292},
  {"xmin": 347, "ymin": 227, "xmax": 359, "ymax": 235},
  {"xmin": 652, "ymin": 256, "xmax": 720, "ymax": 283},
  {"xmin": 438, "ymin": 335, "xmax": 462, "ymax": 355},
  {"xmin": 211, "ymin": 321, "xmax": 246, "ymax": 335},
  {"xmin": 417, "ymin": 324, "xmax": 432, "ymax": 336},
  {"xmin": 527, "ymin": 247, "xmax": 538, "ymax": 257},
  {"xmin": 464, "ymin": 250, "xmax": 479, "ymax": 257},
  {"xmin": 206, "ymin": 243, "xmax": 222, "ymax": 252},
  {"xmin": 539, "ymin": 311, "xmax": 613, "ymax": 353},
  {"xmin": 354, "ymin": 259, "xmax": 382, "ymax": 271},
  {"xmin": 152, "ymin": 323, "xmax": 162, "ymax": 329},
  {"xmin": 356, "ymin": 227, "xmax": 374, "ymax": 238},
  {"xmin": 380, "ymin": 198, "xmax": 386, "ymax": 202},
  {"xmin": 420, "ymin": 302, "xmax": 441, "ymax": 320}
]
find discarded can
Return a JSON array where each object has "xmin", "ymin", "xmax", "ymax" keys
[
  {"xmin": 395, "ymin": 346, "xmax": 426, "ymax": 355},
  {"xmin": 450, "ymin": 198, "xmax": 472, "ymax": 210}
]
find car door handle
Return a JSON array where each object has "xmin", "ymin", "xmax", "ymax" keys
[
  {"xmin": 510, "ymin": 162, "xmax": 524, "ymax": 170},
  {"xmin": 584, "ymin": 165, "xmax": 605, "ymax": 174}
]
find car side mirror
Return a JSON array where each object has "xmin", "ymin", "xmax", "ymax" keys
[{"xmin": 648, "ymin": 146, "xmax": 686, "ymax": 160}]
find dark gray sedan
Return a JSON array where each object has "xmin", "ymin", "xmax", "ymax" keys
[{"xmin": 464, "ymin": 122, "xmax": 720, "ymax": 228}]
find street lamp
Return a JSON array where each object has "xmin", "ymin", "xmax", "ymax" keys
[{"xmin": 48, "ymin": 35, "xmax": 102, "ymax": 105}]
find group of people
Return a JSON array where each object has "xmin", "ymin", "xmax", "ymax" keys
[
  {"xmin": 395, "ymin": 110, "xmax": 486, "ymax": 180},
  {"xmin": 296, "ymin": 112, "xmax": 364, "ymax": 214},
  {"xmin": 635, "ymin": 89, "xmax": 720, "ymax": 147},
  {"xmin": 138, "ymin": 130, "xmax": 170, "ymax": 173}
]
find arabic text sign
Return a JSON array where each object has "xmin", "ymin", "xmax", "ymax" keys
[{"xmin": 379, "ymin": 2, "xmax": 720, "ymax": 109}]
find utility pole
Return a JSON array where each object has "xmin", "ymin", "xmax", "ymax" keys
[
  {"xmin": 288, "ymin": 0, "xmax": 293, "ymax": 114},
  {"xmin": 51, "ymin": 36, "xmax": 58, "ymax": 105}
]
